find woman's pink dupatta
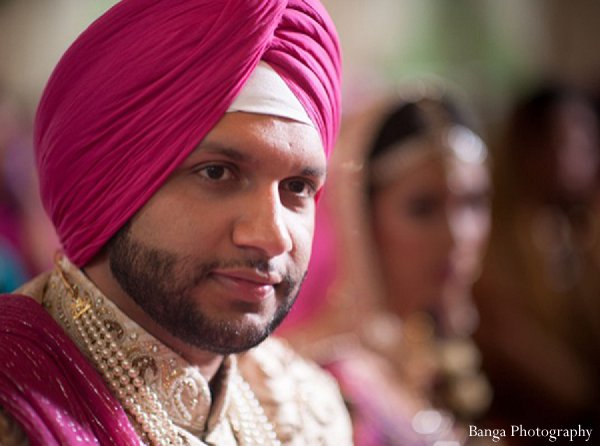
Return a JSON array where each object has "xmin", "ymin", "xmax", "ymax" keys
[{"xmin": 0, "ymin": 294, "xmax": 141, "ymax": 446}]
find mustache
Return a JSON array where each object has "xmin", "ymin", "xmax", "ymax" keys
[
  {"xmin": 174, "ymin": 256, "xmax": 293, "ymax": 293},
  {"xmin": 108, "ymin": 223, "xmax": 299, "ymax": 300},
  {"xmin": 205, "ymin": 258, "xmax": 275, "ymax": 274}
]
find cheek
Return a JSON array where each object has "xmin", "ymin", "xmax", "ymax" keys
[
  {"xmin": 374, "ymin": 217, "xmax": 418, "ymax": 256},
  {"xmin": 371, "ymin": 198, "xmax": 437, "ymax": 256},
  {"xmin": 451, "ymin": 210, "xmax": 490, "ymax": 281},
  {"xmin": 371, "ymin": 203, "xmax": 435, "ymax": 280},
  {"xmin": 131, "ymin": 188, "xmax": 232, "ymax": 254},
  {"xmin": 287, "ymin": 212, "xmax": 315, "ymax": 270},
  {"xmin": 455, "ymin": 210, "xmax": 488, "ymax": 244}
]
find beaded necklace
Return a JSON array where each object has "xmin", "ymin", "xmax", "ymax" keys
[{"xmin": 51, "ymin": 257, "xmax": 281, "ymax": 446}]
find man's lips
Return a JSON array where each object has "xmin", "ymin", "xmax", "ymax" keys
[{"xmin": 209, "ymin": 268, "xmax": 281, "ymax": 303}]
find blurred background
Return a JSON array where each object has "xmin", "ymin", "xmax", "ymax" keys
[
  {"xmin": 1, "ymin": 1, "xmax": 599, "ymax": 445},
  {"xmin": 2, "ymin": 0, "xmax": 600, "ymax": 244},
  {"xmin": 2, "ymin": 0, "xmax": 600, "ymax": 119}
]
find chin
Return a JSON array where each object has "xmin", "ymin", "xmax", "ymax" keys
[
  {"xmin": 163, "ymin": 306, "xmax": 287, "ymax": 355},
  {"xmin": 193, "ymin": 322, "xmax": 273, "ymax": 354}
]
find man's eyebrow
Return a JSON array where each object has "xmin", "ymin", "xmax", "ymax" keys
[
  {"xmin": 197, "ymin": 141, "xmax": 327, "ymax": 179},
  {"xmin": 301, "ymin": 166, "xmax": 326, "ymax": 179},
  {"xmin": 196, "ymin": 142, "xmax": 253, "ymax": 162}
]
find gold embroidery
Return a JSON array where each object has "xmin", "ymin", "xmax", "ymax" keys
[
  {"xmin": 71, "ymin": 297, "xmax": 91, "ymax": 320},
  {"xmin": 44, "ymin": 256, "xmax": 284, "ymax": 446}
]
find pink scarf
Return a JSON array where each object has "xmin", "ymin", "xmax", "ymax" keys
[{"xmin": 0, "ymin": 294, "xmax": 140, "ymax": 445}]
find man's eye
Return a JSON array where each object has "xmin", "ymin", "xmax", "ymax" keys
[
  {"xmin": 283, "ymin": 179, "xmax": 316, "ymax": 198},
  {"xmin": 198, "ymin": 165, "xmax": 234, "ymax": 181}
]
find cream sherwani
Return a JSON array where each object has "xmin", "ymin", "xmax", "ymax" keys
[{"xmin": 0, "ymin": 258, "xmax": 353, "ymax": 445}]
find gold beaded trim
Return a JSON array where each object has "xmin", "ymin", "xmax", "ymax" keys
[
  {"xmin": 53, "ymin": 257, "xmax": 283, "ymax": 446},
  {"xmin": 55, "ymin": 258, "xmax": 187, "ymax": 446}
]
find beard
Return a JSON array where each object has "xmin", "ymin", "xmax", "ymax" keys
[{"xmin": 106, "ymin": 224, "xmax": 304, "ymax": 355}]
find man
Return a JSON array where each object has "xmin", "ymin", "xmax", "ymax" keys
[{"xmin": 0, "ymin": 0, "xmax": 351, "ymax": 445}]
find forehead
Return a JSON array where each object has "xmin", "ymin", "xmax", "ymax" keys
[
  {"xmin": 193, "ymin": 112, "xmax": 326, "ymax": 167},
  {"xmin": 447, "ymin": 156, "xmax": 490, "ymax": 192},
  {"xmin": 373, "ymin": 156, "xmax": 446, "ymax": 198},
  {"xmin": 375, "ymin": 151, "xmax": 487, "ymax": 196}
]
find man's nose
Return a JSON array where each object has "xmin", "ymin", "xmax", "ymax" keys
[{"xmin": 232, "ymin": 185, "xmax": 293, "ymax": 257}]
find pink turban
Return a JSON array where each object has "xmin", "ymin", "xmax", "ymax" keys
[{"xmin": 35, "ymin": 0, "xmax": 342, "ymax": 267}]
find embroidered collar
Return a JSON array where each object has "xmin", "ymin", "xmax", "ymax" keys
[{"xmin": 43, "ymin": 256, "xmax": 233, "ymax": 436}]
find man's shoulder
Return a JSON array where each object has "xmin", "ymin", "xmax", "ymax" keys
[
  {"xmin": 13, "ymin": 272, "xmax": 51, "ymax": 303},
  {"xmin": 0, "ymin": 291, "xmax": 47, "ymax": 327},
  {"xmin": 0, "ymin": 290, "xmax": 72, "ymax": 374},
  {"xmin": 238, "ymin": 337, "xmax": 353, "ymax": 445},
  {"xmin": 0, "ymin": 272, "xmax": 51, "ymax": 312}
]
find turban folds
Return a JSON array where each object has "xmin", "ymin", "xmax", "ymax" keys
[{"xmin": 35, "ymin": 0, "xmax": 342, "ymax": 266}]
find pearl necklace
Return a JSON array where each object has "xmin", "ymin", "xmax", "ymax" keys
[
  {"xmin": 229, "ymin": 374, "xmax": 281, "ymax": 446},
  {"xmin": 52, "ymin": 258, "xmax": 282, "ymax": 446},
  {"xmin": 55, "ymin": 262, "xmax": 186, "ymax": 446}
]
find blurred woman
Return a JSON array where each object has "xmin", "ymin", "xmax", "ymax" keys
[
  {"xmin": 280, "ymin": 90, "xmax": 493, "ymax": 445},
  {"xmin": 367, "ymin": 96, "xmax": 491, "ymax": 338},
  {"xmin": 473, "ymin": 84, "xmax": 600, "ymax": 440}
]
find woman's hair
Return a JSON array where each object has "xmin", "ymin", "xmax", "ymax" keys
[
  {"xmin": 367, "ymin": 95, "xmax": 471, "ymax": 163},
  {"xmin": 506, "ymin": 83, "xmax": 596, "ymax": 158},
  {"xmin": 365, "ymin": 94, "xmax": 485, "ymax": 195}
]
